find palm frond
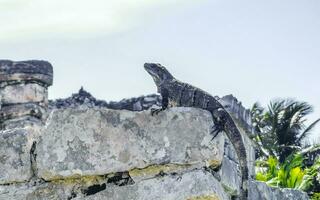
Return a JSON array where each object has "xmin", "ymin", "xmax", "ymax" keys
[
  {"xmin": 251, "ymin": 98, "xmax": 318, "ymax": 161},
  {"xmin": 297, "ymin": 118, "xmax": 320, "ymax": 143}
]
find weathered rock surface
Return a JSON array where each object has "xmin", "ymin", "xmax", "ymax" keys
[
  {"xmin": 37, "ymin": 107, "xmax": 224, "ymax": 180},
  {"xmin": 219, "ymin": 125, "xmax": 256, "ymax": 196},
  {"xmin": 48, "ymin": 88, "xmax": 161, "ymax": 111},
  {"xmin": 0, "ymin": 170, "xmax": 227, "ymax": 200},
  {"xmin": 0, "ymin": 105, "xmax": 310, "ymax": 200},
  {"xmin": 0, "ymin": 83, "xmax": 48, "ymax": 105},
  {"xmin": 249, "ymin": 181, "xmax": 309, "ymax": 200},
  {"xmin": 77, "ymin": 170, "xmax": 229, "ymax": 200},
  {"xmin": 0, "ymin": 103, "xmax": 45, "ymax": 122},
  {"xmin": 48, "ymin": 90, "xmax": 253, "ymax": 135},
  {"xmin": 220, "ymin": 95, "xmax": 254, "ymax": 135},
  {"xmin": 0, "ymin": 127, "xmax": 40, "ymax": 184},
  {"xmin": 0, "ymin": 60, "xmax": 53, "ymax": 86},
  {"xmin": 0, "ymin": 171, "xmax": 310, "ymax": 200},
  {"xmin": 0, "ymin": 60, "xmax": 53, "ymax": 130},
  {"xmin": 0, "ymin": 182, "xmax": 75, "ymax": 200},
  {"xmin": 49, "ymin": 88, "xmax": 109, "ymax": 109}
]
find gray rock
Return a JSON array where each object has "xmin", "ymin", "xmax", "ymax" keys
[
  {"xmin": 0, "ymin": 184, "xmax": 36, "ymax": 200},
  {"xmin": 0, "ymin": 60, "xmax": 53, "ymax": 75},
  {"xmin": 220, "ymin": 94, "xmax": 254, "ymax": 135},
  {"xmin": 48, "ymin": 91, "xmax": 255, "ymax": 137},
  {"xmin": 0, "ymin": 170, "xmax": 227, "ymax": 200},
  {"xmin": 0, "ymin": 182, "xmax": 75, "ymax": 200},
  {"xmin": 107, "ymin": 94, "xmax": 162, "ymax": 111},
  {"xmin": 48, "ymin": 89, "xmax": 162, "ymax": 111},
  {"xmin": 0, "ymin": 83, "xmax": 48, "ymax": 105},
  {"xmin": 0, "ymin": 127, "xmax": 40, "ymax": 184},
  {"xmin": 219, "ymin": 125, "xmax": 256, "ymax": 197},
  {"xmin": 249, "ymin": 181, "xmax": 309, "ymax": 200},
  {"xmin": 0, "ymin": 60, "xmax": 53, "ymax": 86},
  {"xmin": 0, "ymin": 60, "xmax": 53, "ymax": 130},
  {"xmin": 79, "ymin": 169, "xmax": 229, "ymax": 200},
  {"xmin": 0, "ymin": 103, "xmax": 310, "ymax": 200},
  {"xmin": 219, "ymin": 139, "xmax": 241, "ymax": 196},
  {"xmin": 48, "ymin": 88, "xmax": 108, "ymax": 109},
  {"xmin": 0, "ymin": 103, "xmax": 45, "ymax": 123},
  {"xmin": 0, "ymin": 177, "xmax": 309, "ymax": 200},
  {"xmin": 37, "ymin": 107, "xmax": 224, "ymax": 180}
]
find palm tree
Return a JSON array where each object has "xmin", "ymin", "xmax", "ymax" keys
[{"xmin": 251, "ymin": 99, "xmax": 320, "ymax": 163}]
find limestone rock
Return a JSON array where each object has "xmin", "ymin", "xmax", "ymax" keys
[
  {"xmin": 0, "ymin": 105, "xmax": 311, "ymax": 200},
  {"xmin": 48, "ymin": 89, "xmax": 161, "ymax": 111},
  {"xmin": 49, "ymin": 88, "xmax": 108, "ymax": 109},
  {"xmin": 0, "ymin": 184, "xmax": 35, "ymax": 200},
  {"xmin": 0, "ymin": 103, "xmax": 45, "ymax": 122},
  {"xmin": 0, "ymin": 127, "xmax": 40, "ymax": 184},
  {"xmin": 0, "ymin": 60, "xmax": 53, "ymax": 130},
  {"xmin": 218, "ymin": 124, "xmax": 255, "ymax": 197},
  {"xmin": 0, "ymin": 83, "xmax": 48, "ymax": 105},
  {"xmin": 0, "ymin": 183, "xmax": 75, "ymax": 200},
  {"xmin": 220, "ymin": 95, "xmax": 254, "ymax": 135},
  {"xmin": 1, "ymin": 171, "xmax": 310, "ymax": 200},
  {"xmin": 0, "ymin": 170, "xmax": 227, "ymax": 200},
  {"xmin": 37, "ymin": 107, "xmax": 224, "ymax": 180},
  {"xmin": 0, "ymin": 177, "xmax": 310, "ymax": 200},
  {"xmin": 77, "ymin": 170, "xmax": 229, "ymax": 200},
  {"xmin": 0, "ymin": 60, "xmax": 53, "ymax": 86},
  {"xmin": 249, "ymin": 181, "xmax": 309, "ymax": 200}
]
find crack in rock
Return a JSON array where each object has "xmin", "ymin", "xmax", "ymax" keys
[
  {"xmin": 67, "ymin": 191, "xmax": 77, "ymax": 200},
  {"xmin": 79, "ymin": 172, "xmax": 135, "ymax": 197},
  {"xmin": 29, "ymin": 141, "xmax": 38, "ymax": 182},
  {"xmin": 82, "ymin": 183, "xmax": 107, "ymax": 196}
]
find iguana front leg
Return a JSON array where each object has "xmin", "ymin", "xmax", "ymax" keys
[
  {"xmin": 210, "ymin": 109, "xmax": 226, "ymax": 140},
  {"xmin": 151, "ymin": 89, "xmax": 169, "ymax": 116}
]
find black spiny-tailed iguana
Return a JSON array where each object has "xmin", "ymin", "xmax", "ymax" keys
[{"xmin": 144, "ymin": 63, "xmax": 249, "ymax": 200}]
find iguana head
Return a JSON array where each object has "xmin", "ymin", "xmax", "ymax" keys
[{"xmin": 144, "ymin": 63, "xmax": 174, "ymax": 87}]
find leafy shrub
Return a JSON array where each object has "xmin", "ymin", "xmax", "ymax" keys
[
  {"xmin": 299, "ymin": 158, "xmax": 320, "ymax": 192},
  {"xmin": 312, "ymin": 193, "xmax": 320, "ymax": 200},
  {"xmin": 256, "ymin": 154, "xmax": 319, "ymax": 192}
]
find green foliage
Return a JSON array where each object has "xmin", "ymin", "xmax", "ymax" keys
[
  {"xmin": 267, "ymin": 156, "xmax": 278, "ymax": 179},
  {"xmin": 269, "ymin": 154, "xmax": 305, "ymax": 189},
  {"xmin": 311, "ymin": 193, "xmax": 320, "ymax": 200},
  {"xmin": 255, "ymin": 154, "xmax": 320, "ymax": 192},
  {"xmin": 299, "ymin": 158, "xmax": 320, "ymax": 192},
  {"xmin": 256, "ymin": 172, "xmax": 267, "ymax": 182},
  {"xmin": 255, "ymin": 156, "xmax": 279, "ymax": 182}
]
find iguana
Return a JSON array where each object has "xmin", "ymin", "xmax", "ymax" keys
[{"xmin": 144, "ymin": 63, "xmax": 249, "ymax": 200}]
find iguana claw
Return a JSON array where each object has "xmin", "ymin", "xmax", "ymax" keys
[
  {"xmin": 151, "ymin": 108, "xmax": 165, "ymax": 116},
  {"xmin": 210, "ymin": 126, "xmax": 221, "ymax": 140}
]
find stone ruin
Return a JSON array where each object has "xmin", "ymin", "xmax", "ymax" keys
[
  {"xmin": 0, "ymin": 60, "xmax": 53, "ymax": 129},
  {"xmin": 0, "ymin": 60, "xmax": 309, "ymax": 200}
]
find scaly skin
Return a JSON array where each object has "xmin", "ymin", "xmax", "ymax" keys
[{"xmin": 144, "ymin": 63, "xmax": 248, "ymax": 200}]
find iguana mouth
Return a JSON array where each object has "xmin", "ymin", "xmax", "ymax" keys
[{"xmin": 144, "ymin": 63, "xmax": 156, "ymax": 75}]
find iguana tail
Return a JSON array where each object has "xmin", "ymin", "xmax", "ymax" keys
[{"xmin": 212, "ymin": 109, "xmax": 249, "ymax": 200}]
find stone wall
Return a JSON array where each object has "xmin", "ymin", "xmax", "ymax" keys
[
  {"xmin": 0, "ymin": 60, "xmax": 309, "ymax": 200},
  {"xmin": 0, "ymin": 60, "xmax": 53, "ymax": 130}
]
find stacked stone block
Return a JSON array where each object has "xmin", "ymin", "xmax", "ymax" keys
[{"xmin": 0, "ymin": 60, "xmax": 53, "ymax": 129}]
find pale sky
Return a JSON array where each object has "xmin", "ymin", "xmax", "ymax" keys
[{"xmin": 0, "ymin": 0, "xmax": 319, "ymax": 141}]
